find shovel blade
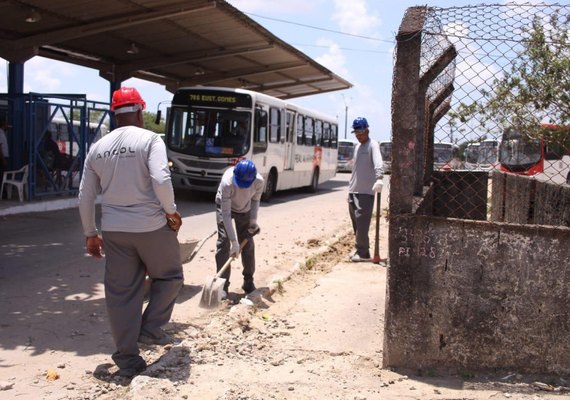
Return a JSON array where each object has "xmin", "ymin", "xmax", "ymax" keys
[{"xmin": 199, "ymin": 276, "xmax": 227, "ymax": 308}]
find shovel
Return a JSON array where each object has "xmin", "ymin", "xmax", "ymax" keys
[
  {"xmin": 144, "ymin": 230, "xmax": 216, "ymax": 300},
  {"xmin": 181, "ymin": 230, "xmax": 216, "ymax": 264},
  {"xmin": 199, "ymin": 226, "xmax": 260, "ymax": 308}
]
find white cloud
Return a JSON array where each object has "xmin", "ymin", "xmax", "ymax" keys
[
  {"xmin": 313, "ymin": 38, "xmax": 350, "ymax": 79},
  {"xmin": 332, "ymin": 0, "xmax": 381, "ymax": 37}
]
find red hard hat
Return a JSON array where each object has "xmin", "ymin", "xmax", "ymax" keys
[{"xmin": 111, "ymin": 87, "xmax": 146, "ymax": 112}]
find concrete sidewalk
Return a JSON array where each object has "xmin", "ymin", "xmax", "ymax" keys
[{"xmin": 0, "ymin": 196, "xmax": 81, "ymax": 216}]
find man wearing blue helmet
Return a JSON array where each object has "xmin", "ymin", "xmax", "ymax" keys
[
  {"xmin": 347, "ymin": 117, "xmax": 384, "ymax": 262},
  {"xmin": 215, "ymin": 159, "xmax": 265, "ymax": 296}
]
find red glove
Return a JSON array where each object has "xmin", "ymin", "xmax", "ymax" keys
[
  {"xmin": 85, "ymin": 236, "xmax": 104, "ymax": 259},
  {"xmin": 166, "ymin": 211, "xmax": 182, "ymax": 233}
]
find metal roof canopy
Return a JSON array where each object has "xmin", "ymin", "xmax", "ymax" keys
[{"xmin": 0, "ymin": 0, "xmax": 352, "ymax": 99}]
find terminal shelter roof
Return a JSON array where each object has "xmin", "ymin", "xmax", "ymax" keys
[{"xmin": 0, "ymin": 0, "xmax": 352, "ymax": 99}]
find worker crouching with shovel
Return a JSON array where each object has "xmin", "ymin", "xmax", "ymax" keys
[{"xmin": 214, "ymin": 159, "xmax": 264, "ymax": 300}]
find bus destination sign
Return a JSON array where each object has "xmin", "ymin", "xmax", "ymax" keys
[{"xmin": 174, "ymin": 90, "xmax": 252, "ymax": 108}]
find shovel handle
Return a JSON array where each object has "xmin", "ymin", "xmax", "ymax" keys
[{"xmin": 215, "ymin": 237, "xmax": 250, "ymax": 278}]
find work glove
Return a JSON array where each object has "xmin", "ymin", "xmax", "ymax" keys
[
  {"xmin": 85, "ymin": 235, "xmax": 104, "ymax": 259},
  {"xmin": 248, "ymin": 219, "xmax": 260, "ymax": 236},
  {"xmin": 166, "ymin": 211, "xmax": 182, "ymax": 233},
  {"xmin": 230, "ymin": 240, "xmax": 240, "ymax": 258},
  {"xmin": 372, "ymin": 179, "xmax": 383, "ymax": 193}
]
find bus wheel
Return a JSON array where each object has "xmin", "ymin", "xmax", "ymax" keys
[
  {"xmin": 307, "ymin": 168, "xmax": 319, "ymax": 193},
  {"xmin": 261, "ymin": 170, "xmax": 276, "ymax": 202}
]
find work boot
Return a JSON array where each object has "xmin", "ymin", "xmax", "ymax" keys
[
  {"xmin": 116, "ymin": 357, "xmax": 147, "ymax": 378},
  {"xmin": 242, "ymin": 277, "xmax": 256, "ymax": 294},
  {"xmin": 350, "ymin": 251, "xmax": 371, "ymax": 262}
]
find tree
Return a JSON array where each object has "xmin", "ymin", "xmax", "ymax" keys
[
  {"xmin": 450, "ymin": 13, "xmax": 570, "ymax": 146},
  {"xmin": 143, "ymin": 111, "xmax": 166, "ymax": 133}
]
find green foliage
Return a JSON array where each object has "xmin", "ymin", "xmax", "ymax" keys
[
  {"xmin": 143, "ymin": 111, "xmax": 165, "ymax": 133},
  {"xmin": 449, "ymin": 13, "xmax": 570, "ymax": 147}
]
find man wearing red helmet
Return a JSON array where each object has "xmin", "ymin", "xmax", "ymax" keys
[
  {"xmin": 78, "ymin": 87, "xmax": 183, "ymax": 378},
  {"xmin": 347, "ymin": 117, "xmax": 384, "ymax": 262},
  {"xmin": 215, "ymin": 159, "xmax": 264, "ymax": 297}
]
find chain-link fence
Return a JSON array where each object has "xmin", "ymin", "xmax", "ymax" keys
[{"xmin": 393, "ymin": 3, "xmax": 570, "ymax": 227}]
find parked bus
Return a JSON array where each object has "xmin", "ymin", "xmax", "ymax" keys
[
  {"xmin": 434, "ymin": 141, "xmax": 460, "ymax": 170},
  {"xmin": 165, "ymin": 87, "xmax": 339, "ymax": 201},
  {"xmin": 337, "ymin": 139, "xmax": 357, "ymax": 172},
  {"xmin": 464, "ymin": 142, "xmax": 480, "ymax": 170},
  {"xmin": 499, "ymin": 124, "xmax": 570, "ymax": 185},
  {"xmin": 48, "ymin": 117, "xmax": 109, "ymax": 157},
  {"xmin": 477, "ymin": 139, "xmax": 500, "ymax": 171},
  {"xmin": 379, "ymin": 141, "xmax": 392, "ymax": 174}
]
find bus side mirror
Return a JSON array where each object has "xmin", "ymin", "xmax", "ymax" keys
[{"xmin": 155, "ymin": 110, "xmax": 162, "ymax": 125}]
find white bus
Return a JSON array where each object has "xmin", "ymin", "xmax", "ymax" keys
[
  {"xmin": 434, "ymin": 141, "xmax": 461, "ymax": 170},
  {"xmin": 337, "ymin": 139, "xmax": 357, "ymax": 172},
  {"xmin": 464, "ymin": 142, "xmax": 480, "ymax": 170},
  {"xmin": 379, "ymin": 141, "xmax": 392, "ymax": 174},
  {"xmin": 477, "ymin": 139, "xmax": 500, "ymax": 171},
  {"xmin": 165, "ymin": 87, "xmax": 339, "ymax": 201},
  {"xmin": 48, "ymin": 117, "xmax": 109, "ymax": 157}
]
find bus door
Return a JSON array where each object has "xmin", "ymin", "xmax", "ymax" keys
[{"xmin": 284, "ymin": 109, "xmax": 295, "ymax": 170}]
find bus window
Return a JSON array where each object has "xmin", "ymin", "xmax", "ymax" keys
[
  {"xmin": 314, "ymin": 119, "xmax": 322, "ymax": 147},
  {"xmin": 464, "ymin": 142, "xmax": 480, "ymax": 170},
  {"xmin": 477, "ymin": 140, "xmax": 499, "ymax": 171},
  {"xmin": 433, "ymin": 142, "xmax": 459, "ymax": 170},
  {"xmin": 499, "ymin": 128, "xmax": 542, "ymax": 172},
  {"xmin": 285, "ymin": 110, "xmax": 295, "ymax": 143},
  {"xmin": 322, "ymin": 122, "xmax": 331, "ymax": 147},
  {"xmin": 269, "ymin": 107, "xmax": 280, "ymax": 143},
  {"xmin": 167, "ymin": 108, "xmax": 251, "ymax": 157},
  {"xmin": 253, "ymin": 108, "xmax": 268, "ymax": 154},
  {"xmin": 305, "ymin": 116, "xmax": 314, "ymax": 146},
  {"xmin": 297, "ymin": 114, "xmax": 304, "ymax": 145},
  {"xmin": 330, "ymin": 125, "xmax": 338, "ymax": 148}
]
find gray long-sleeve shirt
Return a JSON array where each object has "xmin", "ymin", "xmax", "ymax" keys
[
  {"xmin": 78, "ymin": 125, "xmax": 176, "ymax": 237},
  {"xmin": 215, "ymin": 167, "xmax": 264, "ymax": 242},
  {"xmin": 348, "ymin": 138, "xmax": 384, "ymax": 195}
]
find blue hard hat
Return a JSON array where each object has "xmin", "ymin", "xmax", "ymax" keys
[
  {"xmin": 352, "ymin": 117, "xmax": 369, "ymax": 131},
  {"xmin": 233, "ymin": 159, "xmax": 257, "ymax": 188}
]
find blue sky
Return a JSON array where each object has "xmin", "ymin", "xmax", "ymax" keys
[{"xmin": 0, "ymin": 0, "xmax": 542, "ymax": 143}]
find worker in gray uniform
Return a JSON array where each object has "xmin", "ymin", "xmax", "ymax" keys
[
  {"xmin": 347, "ymin": 117, "xmax": 384, "ymax": 262},
  {"xmin": 215, "ymin": 159, "xmax": 264, "ymax": 297},
  {"xmin": 78, "ymin": 87, "xmax": 183, "ymax": 378}
]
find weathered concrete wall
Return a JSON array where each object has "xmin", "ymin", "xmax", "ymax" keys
[
  {"xmin": 384, "ymin": 215, "xmax": 570, "ymax": 374},
  {"xmin": 491, "ymin": 172, "xmax": 570, "ymax": 227}
]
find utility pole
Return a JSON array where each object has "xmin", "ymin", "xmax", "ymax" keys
[{"xmin": 342, "ymin": 94, "xmax": 351, "ymax": 139}]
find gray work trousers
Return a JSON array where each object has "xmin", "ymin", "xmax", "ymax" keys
[
  {"xmin": 102, "ymin": 225, "xmax": 183, "ymax": 369},
  {"xmin": 348, "ymin": 193, "xmax": 374, "ymax": 257},
  {"xmin": 215, "ymin": 204, "xmax": 255, "ymax": 291}
]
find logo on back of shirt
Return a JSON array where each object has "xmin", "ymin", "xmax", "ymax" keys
[{"xmin": 95, "ymin": 146, "xmax": 135, "ymax": 159}]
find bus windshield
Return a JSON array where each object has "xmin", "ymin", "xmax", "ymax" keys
[
  {"xmin": 465, "ymin": 143, "xmax": 479, "ymax": 164},
  {"xmin": 167, "ymin": 107, "xmax": 251, "ymax": 157},
  {"xmin": 434, "ymin": 143, "xmax": 454, "ymax": 164},
  {"xmin": 338, "ymin": 142, "xmax": 355, "ymax": 160},
  {"xmin": 499, "ymin": 129, "xmax": 541, "ymax": 172},
  {"xmin": 478, "ymin": 140, "xmax": 499, "ymax": 164},
  {"xmin": 380, "ymin": 142, "xmax": 392, "ymax": 161}
]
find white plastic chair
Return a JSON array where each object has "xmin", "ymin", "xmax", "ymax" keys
[{"xmin": 1, "ymin": 164, "xmax": 29, "ymax": 202}]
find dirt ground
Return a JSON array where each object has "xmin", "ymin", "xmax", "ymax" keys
[
  {"xmin": 2, "ymin": 175, "xmax": 570, "ymax": 400},
  {"xmin": 3, "ymin": 225, "xmax": 570, "ymax": 400}
]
